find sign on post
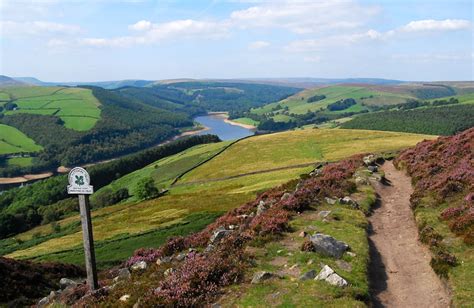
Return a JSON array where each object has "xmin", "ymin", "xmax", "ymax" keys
[{"xmin": 68, "ymin": 167, "xmax": 98, "ymax": 290}]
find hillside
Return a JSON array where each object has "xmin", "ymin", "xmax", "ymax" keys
[
  {"xmin": 0, "ymin": 75, "xmax": 25, "ymax": 87},
  {"xmin": 2, "ymin": 129, "xmax": 432, "ymax": 267}
]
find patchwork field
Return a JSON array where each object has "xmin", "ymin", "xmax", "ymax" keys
[
  {"xmin": 1, "ymin": 86, "xmax": 101, "ymax": 131},
  {"xmin": 0, "ymin": 124, "xmax": 42, "ymax": 155},
  {"xmin": 3, "ymin": 128, "xmax": 434, "ymax": 267}
]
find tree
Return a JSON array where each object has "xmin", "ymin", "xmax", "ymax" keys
[{"xmin": 136, "ymin": 177, "xmax": 159, "ymax": 200}]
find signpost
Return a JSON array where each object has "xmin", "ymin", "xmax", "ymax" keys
[{"xmin": 67, "ymin": 167, "xmax": 98, "ymax": 290}]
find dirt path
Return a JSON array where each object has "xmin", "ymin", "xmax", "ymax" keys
[{"xmin": 369, "ymin": 161, "xmax": 450, "ymax": 308}]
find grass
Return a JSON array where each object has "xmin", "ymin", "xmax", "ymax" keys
[
  {"xmin": 30, "ymin": 212, "xmax": 223, "ymax": 269},
  {"xmin": 1, "ymin": 86, "xmax": 101, "ymax": 131},
  {"xmin": 181, "ymin": 129, "xmax": 435, "ymax": 182},
  {"xmin": 0, "ymin": 124, "xmax": 43, "ymax": 155},
  {"xmin": 232, "ymin": 117, "xmax": 259, "ymax": 126},
  {"xmin": 6, "ymin": 156, "xmax": 33, "ymax": 167},
  {"xmin": 219, "ymin": 183, "xmax": 377, "ymax": 307},
  {"xmin": 4, "ymin": 129, "xmax": 431, "ymax": 266}
]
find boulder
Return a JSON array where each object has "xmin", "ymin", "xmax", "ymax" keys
[
  {"xmin": 325, "ymin": 197, "xmax": 337, "ymax": 205},
  {"xmin": 131, "ymin": 261, "xmax": 147, "ymax": 271},
  {"xmin": 209, "ymin": 228, "xmax": 233, "ymax": 245},
  {"xmin": 368, "ymin": 165, "xmax": 378, "ymax": 173},
  {"xmin": 339, "ymin": 197, "xmax": 359, "ymax": 209},
  {"xmin": 309, "ymin": 233, "xmax": 349, "ymax": 258},
  {"xmin": 315, "ymin": 265, "xmax": 348, "ymax": 287},
  {"xmin": 59, "ymin": 278, "xmax": 77, "ymax": 289},
  {"xmin": 299, "ymin": 270, "xmax": 316, "ymax": 281},
  {"xmin": 156, "ymin": 256, "xmax": 172, "ymax": 265},
  {"xmin": 318, "ymin": 210, "xmax": 331, "ymax": 218},
  {"xmin": 256, "ymin": 201, "xmax": 267, "ymax": 216},
  {"xmin": 120, "ymin": 294, "xmax": 131, "ymax": 302},
  {"xmin": 251, "ymin": 271, "xmax": 275, "ymax": 284},
  {"xmin": 113, "ymin": 268, "xmax": 131, "ymax": 283}
]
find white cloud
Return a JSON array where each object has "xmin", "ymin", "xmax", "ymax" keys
[
  {"xmin": 248, "ymin": 40, "xmax": 270, "ymax": 49},
  {"xmin": 0, "ymin": 21, "xmax": 81, "ymax": 37},
  {"xmin": 303, "ymin": 56, "xmax": 321, "ymax": 63},
  {"xmin": 229, "ymin": 0, "xmax": 380, "ymax": 34},
  {"xmin": 399, "ymin": 19, "xmax": 471, "ymax": 32},
  {"xmin": 129, "ymin": 20, "xmax": 152, "ymax": 31},
  {"xmin": 392, "ymin": 53, "xmax": 471, "ymax": 62}
]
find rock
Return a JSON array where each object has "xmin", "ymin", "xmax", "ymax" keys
[
  {"xmin": 249, "ymin": 212, "xmax": 255, "ymax": 218},
  {"xmin": 346, "ymin": 251, "xmax": 357, "ymax": 257},
  {"xmin": 237, "ymin": 214, "xmax": 249, "ymax": 219},
  {"xmin": 368, "ymin": 165, "xmax": 378, "ymax": 173},
  {"xmin": 251, "ymin": 271, "xmax": 274, "ymax": 284},
  {"xmin": 228, "ymin": 224, "xmax": 238, "ymax": 230},
  {"xmin": 295, "ymin": 182, "xmax": 303, "ymax": 191},
  {"xmin": 315, "ymin": 265, "xmax": 334, "ymax": 280},
  {"xmin": 175, "ymin": 253, "xmax": 186, "ymax": 261},
  {"xmin": 326, "ymin": 272, "xmax": 348, "ymax": 287},
  {"xmin": 299, "ymin": 270, "xmax": 316, "ymax": 281},
  {"xmin": 281, "ymin": 192, "xmax": 291, "ymax": 201},
  {"xmin": 289, "ymin": 264, "xmax": 298, "ymax": 270},
  {"xmin": 340, "ymin": 197, "xmax": 359, "ymax": 209},
  {"xmin": 299, "ymin": 231, "xmax": 307, "ymax": 237},
  {"xmin": 120, "ymin": 294, "xmax": 131, "ymax": 302},
  {"xmin": 156, "ymin": 256, "xmax": 172, "ymax": 265},
  {"xmin": 59, "ymin": 277, "xmax": 77, "ymax": 289},
  {"xmin": 209, "ymin": 228, "xmax": 233, "ymax": 245},
  {"xmin": 355, "ymin": 177, "xmax": 368, "ymax": 185},
  {"xmin": 318, "ymin": 210, "xmax": 331, "ymax": 218},
  {"xmin": 307, "ymin": 259, "xmax": 314, "ymax": 265},
  {"xmin": 309, "ymin": 233, "xmax": 349, "ymax": 258},
  {"xmin": 325, "ymin": 197, "xmax": 337, "ymax": 205},
  {"xmin": 204, "ymin": 244, "xmax": 215, "ymax": 253},
  {"xmin": 315, "ymin": 265, "xmax": 348, "ymax": 287},
  {"xmin": 164, "ymin": 268, "xmax": 176, "ymax": 277},
  {"xmin": 133, "ymin": 299, "xmax": 142, "ymax": 308},
  {"xmin": 38, "ymin": 296, "xmax": 50, "ymax": 307},
  {"xmin": 363, "ymin": 155, "xmax": 376, "ymax": 166},
  {"xmin": 336, "ymin": 260, "xmax": 352, "ymax": 272},
  {"xmin": 256, "ymin": 201, "xmax": 267, "ymax": 216},
  {"xmin": 113, "ymin": 268, "xmax": 131, "ymax": 283},
  {"xmin": 131, "ymin": 261, "xmax": 147, "ymax": 271}
]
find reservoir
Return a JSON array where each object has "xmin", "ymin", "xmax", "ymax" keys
[{"xmin": 194, "ymin": 114, "xmax": 255, "ymax": 141}]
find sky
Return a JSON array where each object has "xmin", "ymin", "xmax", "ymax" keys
[{"xmin": 0, "ymin": 0, "xmax": 473, "ymax": 82}]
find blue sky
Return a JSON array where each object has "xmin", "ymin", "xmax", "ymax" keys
[{"xmin": 1, "ymin": 0, "xmax": 472, "ymax": 82}]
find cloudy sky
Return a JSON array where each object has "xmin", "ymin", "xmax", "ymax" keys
[{"xmin": 1, "ymin": 0, "xmax": 472, "ymax": 82}]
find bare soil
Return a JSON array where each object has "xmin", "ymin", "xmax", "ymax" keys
[{"xmin": 369, "ymin": 161, "xmax": 450, "ymax": 307}]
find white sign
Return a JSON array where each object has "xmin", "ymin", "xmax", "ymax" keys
[{"xmin": 67, "ymin": 167, "xmax": 94, "ymax": 195}]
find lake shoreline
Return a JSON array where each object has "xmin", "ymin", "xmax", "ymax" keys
[{"xmin": 207, "ymin": 112, "xmax": 257, "ymax": 130}]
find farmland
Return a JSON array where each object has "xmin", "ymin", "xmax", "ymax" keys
[
  {"xmin": 3, "ymin": 128, "xmax": 433, "ymax": 266},
  {"xmin": 1, "ymin": 87, "xmax": 101, "ymax": 131},
  {"xmin": 0, "ymin": 124, "xmax": 42, "ymax": 155}
]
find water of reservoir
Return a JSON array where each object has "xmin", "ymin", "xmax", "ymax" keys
[{"xmin": 194, "ymin": 115, "xmax": 255, "ymax": 141}]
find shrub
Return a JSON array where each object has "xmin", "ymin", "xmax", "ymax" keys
[{"xmin": 136, "ymin": 177, "xmax": 159, "ymax": 200}]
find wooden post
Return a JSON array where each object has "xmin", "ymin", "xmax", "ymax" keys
[
  {"xmin": 78, "ymin": 194, "xmax": 98, "ymax": 290},
  {"xmin": 67, "ymin": 167, "xmax": 97, "ymax": 291}
]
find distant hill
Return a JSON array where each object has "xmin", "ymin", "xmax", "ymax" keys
[{"xmin": 0, "ymin": 75, "xmax": 26, "ymax": 87}]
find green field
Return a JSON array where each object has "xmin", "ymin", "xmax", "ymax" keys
[
  {"xmin": 1, "ymin": 87, "xmax": 101, "ymax": 131},
  {"xmin": 0, "ymin": 124, "xmax": 42, "ymax": 155},
  {"xmin": 251, "ymin": 85, "xmax": 413, "ymax": 122},
  {"xmin": 4, "ymin": 128, "xmax": 433, "ymax": 264}
]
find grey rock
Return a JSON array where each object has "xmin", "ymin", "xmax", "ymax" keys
[
  {"xmin": 363, "ymin": 155, "xmax": 376, "ymax": 166},
  {"xmin": 336, "ymin": 260, "xmax": 352, "ymax": 272},
  {"xmin": 325, "ymin": 197, "xmax": 337, "ymax": 205},
  {"xmin": 204, "ymin": 244, "xmax": 215, "ymax": 253},
  {"xmin": 295, "ymin": 182, "xmax": 303, "ymax": 191},
  {"xmin": 340, "ymin": 197, "xmax": 359, "ymax": 209},
  {"xmin": 59, "ymin": 277, "xmax": 77, "ymax": 289},
  {"xmin": 113, "ymin": 268, "xmax": 131, "ymax": 283},
  {"xmin": 368, "ymin": 165, "xmax": 378, "ymax": 173},
  {"xmin": 299, "ymin": 270, "xmax": 317, "ymax": 281},
  {"xmin": 120, "ymin": 294, "xmax": 131, "ymax": 302},
  {"xmin": 209, "ymin": 228, "xmax": 233, "ymax": 245},
  {"xmin": 156, "ymin": 256, "xmax": 172, "ymax": 265},
  {"xmin": 38, "ymin": 296, "xmax": 50, "ymax": 307},
  {"xmin": 318, "ymin": 210, "xmax": 331, "ymax": 218},
  {"xmin": 280, "ymin": 192, "xmax": 291, "ymax": 201},
  {"xmin": 175, "ymin": 253, "xmax": 186, "ymax": 261},
  {"xmin": 131, "ymin": 261, "xmax": 147, "ymax": 271},
  {"xmin": 315, "ymin": 265, "xmax": 334, "ymax": 280},
  {"xmin": 251, "ymin": 271, "xmax": 274, "ymax": 284},
  {"xmin": 256, "ymin": 201, "xmax": 267, "ymax": 216},
  {"xmin": 346, "ymin": 251, "xmax": 357, "ymax": 257},
  {"xmin": 309, "ymin": 233, "xmax": 349, "ymax": 259},
  {"xmin": 228, "ymin": 224, "xmax": 238, "ymax": 230},
  {"xmin": 326, "ymin": 272, "xmax": 348, "ymax": 287}
]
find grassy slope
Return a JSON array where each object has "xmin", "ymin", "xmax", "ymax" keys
[
  {"xmin": 0, "ymin": 124, "xmax": 43, "ymax": 155},
  {"xmin": 251, "ymin": 85, "xmax": 412, "ymax": 122},
  {"xmin": 4, "ymin": 129, "xmax": 432, "ymax": 265},
  {"xmin": 2, "ymin": 86, "xmax": 101, "ymax": 131}
]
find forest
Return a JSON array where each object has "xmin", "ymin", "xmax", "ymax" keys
[
  {"xmin": 0, "ymin": 134, "xmax": 220, "ymax": 239},
  {"xmin": 341, "ymin": 104, "xmax": 474, "ymax": 135}
]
